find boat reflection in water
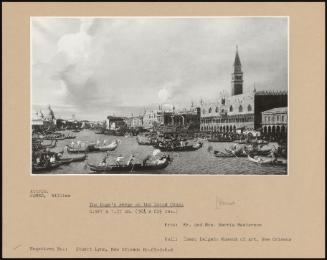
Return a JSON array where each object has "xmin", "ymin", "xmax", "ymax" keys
[{"xmin": 32, "ymin": 129, "xmax": 287, "ymax": 175}]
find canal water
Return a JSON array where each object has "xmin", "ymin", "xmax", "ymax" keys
[{"xmin": 42, "ymin": 129, "xmax": 287, "ymax": 175}]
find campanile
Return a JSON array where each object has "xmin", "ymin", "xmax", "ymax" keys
[{"xmin": 231, "ymin": 46, "xmax": 243, "ymax": 95}]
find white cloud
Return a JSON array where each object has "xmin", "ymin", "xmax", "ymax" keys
[{"xmin": 32, "ymin": 17, "xmax": 288, "ymax": 119}]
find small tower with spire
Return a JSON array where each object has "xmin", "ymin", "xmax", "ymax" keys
[{"xmin": 231, "ymin": 45, "xmax": 244, "ymax": 96}]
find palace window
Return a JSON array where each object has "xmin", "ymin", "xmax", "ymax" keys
[
  {"xmin": 239, "ymin": 105, "xmax": 243, "ymax": 112},
  {"xmin": 247, "ymin": 105, "xmax": 252, "ymax": 111},
  {"xmin": 277, "ymin": 115, "xmax": 280, "ymax": 122},
  {"xmin": 281, "ymin": 115, "xmax": 284, "ymax": 122},
  {"xmin": 208, "ymin": 107, "xmax": 212, "ymax": 113},
  {"xmin": 230, "ymin": 105, "xmax": 233, "ymax": 112},
  {"xmin": 215, "ymin": 107, "xmax": 219, "ymax": 113}
]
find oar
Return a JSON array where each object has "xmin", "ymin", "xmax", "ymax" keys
[
  {"xmin": 83, "ymin": 162, "xmax": 88, "ymax": 170},
  {"xmin": 130, "ymin": 163, "xmax": 135, "ymax": 173},
  {"xmin": 227, "ymin": 149, "xmax": 239, "ymax": 158}
]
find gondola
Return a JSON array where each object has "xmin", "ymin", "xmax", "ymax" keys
[
  {"xmin": 44, "ymin": 136, "xmax": 66, "ymax": 140},
  {"xmin": 58, "ymin": 158, "xmax": 74, "ymax": 165},
  {"xmin": 87, "ymin": 156, "xmax": 170, "ymax": 173},
  {"xmin": 224, "ymin": 148, "xmax": 248, "ymax": 157},
  {"xmin": 66, "ymin": 153, "xmax": 87, "ymax": 162},
  {"xmin": 65, "ymin": 135, "xmax": 76, "ymax": 139},
  {"xmin": 41, "ymin": 140, "xmax": 57, "ymax": 149},
  {"xmin": 214, "ymin": 150, "xmax": 239, "ymax": 158},
  {"xmin": 66, "ymin": 146, "xmax": 89, "ymax": 153},
  {"xmin": 89, "ymin": 141, "xmax": 118, "ymax": 152},
  {"xmin": 248, "ymin": 155, "xmax": 287, "ymax": 166},
  {"xmin": 233, "ymin": 140, "xmax": 248, "ymax": 144},
  {"xmin": 57, "ymin": 153, "xmax": 87, "ymax": 163},
  {"xmin": 32, "ymin": 162, "xmax": 62, "ymax": 173},
  {"xmin": 154, "ymin": 142, "xmax": 203, "ymax": 152},
  {"xmin": 248, "ymin": 148, "xmax": 272, "ymax": 156},
  {"xmin": 208, "ymin": 137, "xmax": 234, "ymax": 142},
  {"xmin": 72, "ymin": 129, "xmax": 81, "ymax": 133},
  {"xmin": 250, "ymin": 139, "xmax": 269, "ymax": 145},
  {"xmin": 136, "ymin": 136, "xmax": 152, "ymax": 145},
  {"xmin": 234, "ymin": 139, "xmax": 269, "ymax": 145}
]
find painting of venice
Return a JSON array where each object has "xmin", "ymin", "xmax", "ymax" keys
[{"xmin": 31, "ymin": 17, "xmax": 288, "ymax": 175}]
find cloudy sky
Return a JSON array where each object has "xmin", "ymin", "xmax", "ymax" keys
[{"xmin": 31, "ymin": 17, "xmax": 288, "ymax": 120}]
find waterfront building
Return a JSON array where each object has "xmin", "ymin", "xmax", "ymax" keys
[
  {"xmin": 261, "ymin": 107, "xmax": 287, "ymax": 139},
  {"xmin": 106, "ymin": 116, "xmax": 127, "ymax": 130},
  {"xmin": 124, "ymin": 115, "xmax": 144, "ymax": 128},
  {"xmin": 143, "ymin": 107, "xmax": 200, "ymax": 132},
  {"xmin": 32, "ymin": 115, "xmax": 44, "ymax": 130},
  {"xmin": 200, "ymin": 47, "xmax": 287, "ymax": 133},
  {"xmin": 142, "ymin": 110, "xmax": 161, "ymax": 129},
  {"xmin": 32, "ymin": 105, "xmax": 56, "ymax": 130},
  {"xmin": 124, "ymin": 117, "xmax": 132, "ymax": 128},
  {"xmin": 131, "ymin": 116, "xmax": 143, "ymax": 128},
  {"xmin": 167, "ymin": 107, "xmax": 200, "ymax": 130}
]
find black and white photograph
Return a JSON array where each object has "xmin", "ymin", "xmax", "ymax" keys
[{"xmin": 31, "ymin": 17, "xmax": 288, "ymax": 175}]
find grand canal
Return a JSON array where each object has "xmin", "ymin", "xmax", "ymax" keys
[{"xmin": 39, "ymin": 129, "xmax": 287, "ymax": 175}]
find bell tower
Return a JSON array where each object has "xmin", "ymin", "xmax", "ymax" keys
[{"xmin": 231, "ymin": 45, "xmax": 243, "ymax": 95}]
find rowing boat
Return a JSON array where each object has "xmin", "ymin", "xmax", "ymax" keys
[
  {"xmin": 153, "ymin": 142, "xmax": 203, "ymax": 152},
  {"xmin": 248, "ymin": 155, "xmax": 287, "ymax": 166},
  {"xmin": 214, "ymin": 150, "xmax": 239, "ymax": 158},
  {"xmin": 90, "ymin": 141, "xmax": 119, "ymax": 152},
  {"xmin": 58, "ymin": 158, "xmax": 74, "ymax": 165},
  {"xmin": 87, "ymin": 157, "xmax": 170, "ymax": 173},
  {"xmin": 32, "ymin": 162, "xmax": 62, "ymax": 173}
]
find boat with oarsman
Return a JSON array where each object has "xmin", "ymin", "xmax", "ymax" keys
[
  {"xmin": 247, "ymin": 154, "xmax": 287, "ymax": 166},
  {"xmin": 58, "ymin": 147, "xmax": 88, "ymax": 162},
  {"xmin": 58, "ymin": 158, "xmax": 74, "ymax": 165},
  {"xmin": 32, "ymin": 162, "xmax": 62, "ymax": 172},
  {"xmin": 66, "ymin": 139, "xmax": 119, "ymax": 153},
  {"xmin": 89, "ymin": 139, "xmax": 119, "ymax": 152},
  {"xmin": 234, "ymin": 138, "xmax": 269, "ymax": 145},
  {"xmin": 65, "ymin": 134, "xmax": 76, "ymax": 139},
  {"xmin": 153, "ymin": 140, "xmax": 203, "ymax": 152},
  {"xmin": 41, "ymin": 140, "xmax": 57, "ymax": 149},
  {"xmin": 62, "ymin": 153, "xmax": 87, "ymax": 162},
  {"xmin": 224, "ymin": 148, "xmax": 248, "ymax": 157},
  {"xmin": 66, "ymin": 145, "xmax": 89, "ymax": 153},
  {"xmin": 208, "ymin": 134, "xmax": 235, "ymax": 142},
  {"xmin": 214, "ymin": 150, "xmax": 240, "ymax": 158},
  {"xmin": 136, "ymin": 135, "xmax": 152, "ymax": 145},
  {"xmin": 87, "ymin": 155, "xmax": 171, "ymax": 173}
]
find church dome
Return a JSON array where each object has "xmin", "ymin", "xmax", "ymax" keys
[{"xmin": 46, "ymin": 105, "xmax": 55, "ymax": 120}]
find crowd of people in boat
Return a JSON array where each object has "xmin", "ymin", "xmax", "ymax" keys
[
  {"xmin": 67, "ymin": 139, "xmax": 119, "ymax": 153},
  {"xmin": 33, "ymin": 132, "xmax": 76, "ymax": 141},
  {"xmin": 212, "ymin": 141, "xmax": 287, "ymax": 166},
  {"xmin": 97, "ymin": 149, "xmax": 168, "ymax": 168},
  {"xmin": 32, "ymin": 150, "xmax": 62, "ymax": 167},
  {"xmin": 218, "ymin": 142, "xmax": 286, "ymax": 157},
  {"xmin": 153, "ymin": 137, "xmax": 203, "ymax": 151}
]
